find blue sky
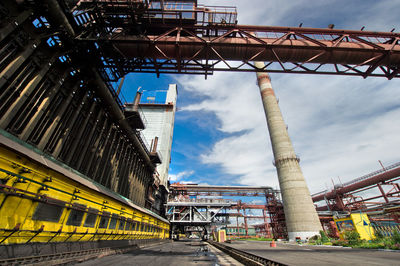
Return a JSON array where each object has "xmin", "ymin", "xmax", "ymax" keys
[{"xmin": 120, "ymin": 0, "xmax": 400, "ymax": 197}]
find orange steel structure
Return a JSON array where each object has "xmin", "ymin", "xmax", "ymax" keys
[
  {"xmin": 169, "ymin": 183, "xmax": 276, "ymax": 197},
  {"xmin": 170, "ymin": 183, "xmax": 285, "ymax": 239},
  {"xmin": 232, "ymin": 202, "xmax": 273, "ymax": 239},
  {"xmin": 35, "ymin": 0, "xmax": 400, "ymax": 80},
  {"xmin": 312, "ymin": 162, "xmax": 400, "ymax": 222},
  {"xmin": 109, "ymin": 25, "xmax": 400, "ymax": 78}
]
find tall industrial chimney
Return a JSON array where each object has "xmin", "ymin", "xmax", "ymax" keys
[{"xmin": 255, "ymin": 61, "xmax": 322, "ymax": 241}]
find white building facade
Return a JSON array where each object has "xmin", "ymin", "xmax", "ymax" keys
[{"xmin": 140, "ymin": 84, "xmax": 177, "ymax": 189}]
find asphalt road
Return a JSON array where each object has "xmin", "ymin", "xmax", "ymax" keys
[
  {"xmin": 224, "ymin": 240, "xmax": 400, "ymax": 266},
  {"xmin": 76, "ymin": 240, "xmax": 242, "ymax": 266}
]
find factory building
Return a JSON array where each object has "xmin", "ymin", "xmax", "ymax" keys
[{"xmin": 139, "ymin": 84, "xmax": 178, "ymax": 214}]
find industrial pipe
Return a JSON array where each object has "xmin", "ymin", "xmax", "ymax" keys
[
  {"xmin": 92, "ymin": 70, "xmax": 155, "ymax": 171},
  {"xmin": 313, "ymin": 166, "xmax": 400, "ymax": 202},
  {"xmin": 43, "ymin": 0, "xmax": 75, "ymax": 36},
  {"xmin": 133, "ymin": 89, "xmax": 142, "ymax": 112}
]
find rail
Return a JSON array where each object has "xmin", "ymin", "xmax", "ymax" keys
[
  {"xmin": 76, "ymin": 1, "xmax": 237, "ymax": 26},
  {"xmin": 342, "ymin": 161, "xmax": 400, "ymax": 187},
  {"xmin": 208, "ymin": 241, "xmax": 286, "ymax": 266},
  {"xmin": 136, "ymin": 130, "xmax": 151, "ymax": 154}
]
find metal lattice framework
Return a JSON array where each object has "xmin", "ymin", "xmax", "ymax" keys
[
  {"xmin": 169, "ymin": 184, "xmax": 277, "ymax": 197},
  {"xmin": 84, "ymin": 25, "xmax": 400, "ymax": 80},
  {"xmin": 312, "ymin": 162, "xmax": 400, "ymax": 222},
  {"xmin": 169, "ymin": 184, "xmax": 286, "ymax": 238},
  {"xmin": 23, "ymin": 0, "xmax": 399, "ymax": 81},
  {"xmin": 165, "ymin": 201, "xmax": 232, "ymax": 225}
]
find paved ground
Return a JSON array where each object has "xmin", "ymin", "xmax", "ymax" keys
[
  {"xmin": 224, "ymin": 240, "xmax": 400, "ymax": 266},
  {"xmin": 76, "ymin": 240, "xmax": 242, "ymax": 266}
]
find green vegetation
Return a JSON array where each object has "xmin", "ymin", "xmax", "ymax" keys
[
  {"xmin": 331, "ymin": 230, "xmax": 400, "ymax": 250},
  {"xmin": 308, "ymin": 231, "xmax": 332, "ymax": 245},
  {"xmin": 344, "ymin": 230, "xmax": 361, "ymax": 245}
]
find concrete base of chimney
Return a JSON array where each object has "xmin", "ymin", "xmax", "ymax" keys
[{"xmin": 288, "ymin": 231, "xmax": 321, "ymax": 241}]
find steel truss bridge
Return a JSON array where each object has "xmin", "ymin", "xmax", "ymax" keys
[{"xmin": 11, "ymin": 0, "xmax": 400, "ymax": 83}]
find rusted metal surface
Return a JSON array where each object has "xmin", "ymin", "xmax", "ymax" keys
[
  {"xmin": 170, "ymin": 184, "xmax": 277, "ymax": 197},
  {"xmin": 113, "ymin": 28, "xmax": 400, "ymax": 65},
  {"xmin": 313, "ymin": 162, "xmax": 400, "ymax": 202},
  {"xmin": 88, "ymin": 25, "xmax": 400, "ymax": 79},
  {"xmin": 19, "ymin": 0, "xmax": 397, "ymax": 79},
  {"xmin": 312, "ymin": 162, "xmax": 400, "ymax": 222}
]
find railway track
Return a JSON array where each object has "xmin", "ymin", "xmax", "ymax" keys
[{"xmin": 208, "ymin": 241, "xmax": 287, "ymax": 266}]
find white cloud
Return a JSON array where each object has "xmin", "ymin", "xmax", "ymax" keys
[
  {"xmin": 173, "ymin": 0, "xmax": 400, "ymax": 194},
  {"xmin": 169, "ymin": 170, "xmax": 195, "ymax": 181},
  {"xmin": 177, "ymin": 69, "xmax": 400, "ymax": 193}
]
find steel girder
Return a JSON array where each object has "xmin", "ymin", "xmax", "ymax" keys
[{"xmin": 77, "ymin": 25, "xmax": 400, "ymax": 79}]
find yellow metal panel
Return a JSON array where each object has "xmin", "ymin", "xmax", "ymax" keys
[
  {"xmin": 334, "ymin": 213, "xmax": 375, "ymax": 240},
  {"xmin": 0, "ymin": 144, "xmax": 170, "ymax": 245}
]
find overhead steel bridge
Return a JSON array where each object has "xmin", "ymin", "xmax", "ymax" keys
[{"xmin": 8, "ymin": 0, "xmax": 399, "ymax": 82}]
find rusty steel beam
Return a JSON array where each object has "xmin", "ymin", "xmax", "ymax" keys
[
  {"xmin": 169, "ymin": 184, "xmax": 277, "ymax": 198},
  {"xmin": 84, "ymin": 25, "xmax": 400, "ymax": 79},
  {"xmin": 233, "ymin": 204, "xmax": 266, "ymax": 210},
  {"xmin": 313, "ymin": 162, "xmax": 400, "ymax": 202},
  {"xmin": 170, "ymin": 184, "xmax": 274, "ymax": 192}
]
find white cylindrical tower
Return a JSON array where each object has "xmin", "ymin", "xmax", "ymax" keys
[{"xmin": 255, "ymin": 62, "xmax": 322, "ymax": 241}]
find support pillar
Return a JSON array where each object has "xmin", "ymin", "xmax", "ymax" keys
[
  {"xmin": 255, "ymin": 61, "xmax": 322, "ymax": 241},
  {"xmin": 243, "ymin": 208, "xmax": 248, "ymax": 237},
  {"xmin": 262, "ymin": 208, "xmax": 270, "ymax": 238}
]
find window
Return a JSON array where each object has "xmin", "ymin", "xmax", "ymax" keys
[
  {"xmin": 127, "ymin": 219, "xmax": 133, "ymax": 230},
  {"xmin": 119, "ymin": 218, "xmax": 126, "ymax": 230},
  {"xmin": 108, "ymin": 214, "xmax": 119, "ymax": 229},
  {"xmin": 47, "ymin": 36, "xmax": 61, "ymax": 47},
  {"xmin": 66, "ymin": 204, "xmax": 86, "ymax": 226},
  {"xmin": 131, "ymin": 221, "xmax": 137, "ymax": 231},
  {"xmin": 32, "ymin": 16, "xmax": 49, "ymax": 28},
  {"xmin": 98, "ymin": 211, "xmax": 110, "ymax": 228},
  {"xmin": 84, "ymin": 208, "xmax": 99, "ymax": 227},
  {"xmin": 32, "ymin": 201, "xmax": 64, "ymax": 222}
]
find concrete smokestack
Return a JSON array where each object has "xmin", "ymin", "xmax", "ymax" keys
[{"xmin": 255, "ymin": 61, "xmax": 322, "ymax": 241}]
